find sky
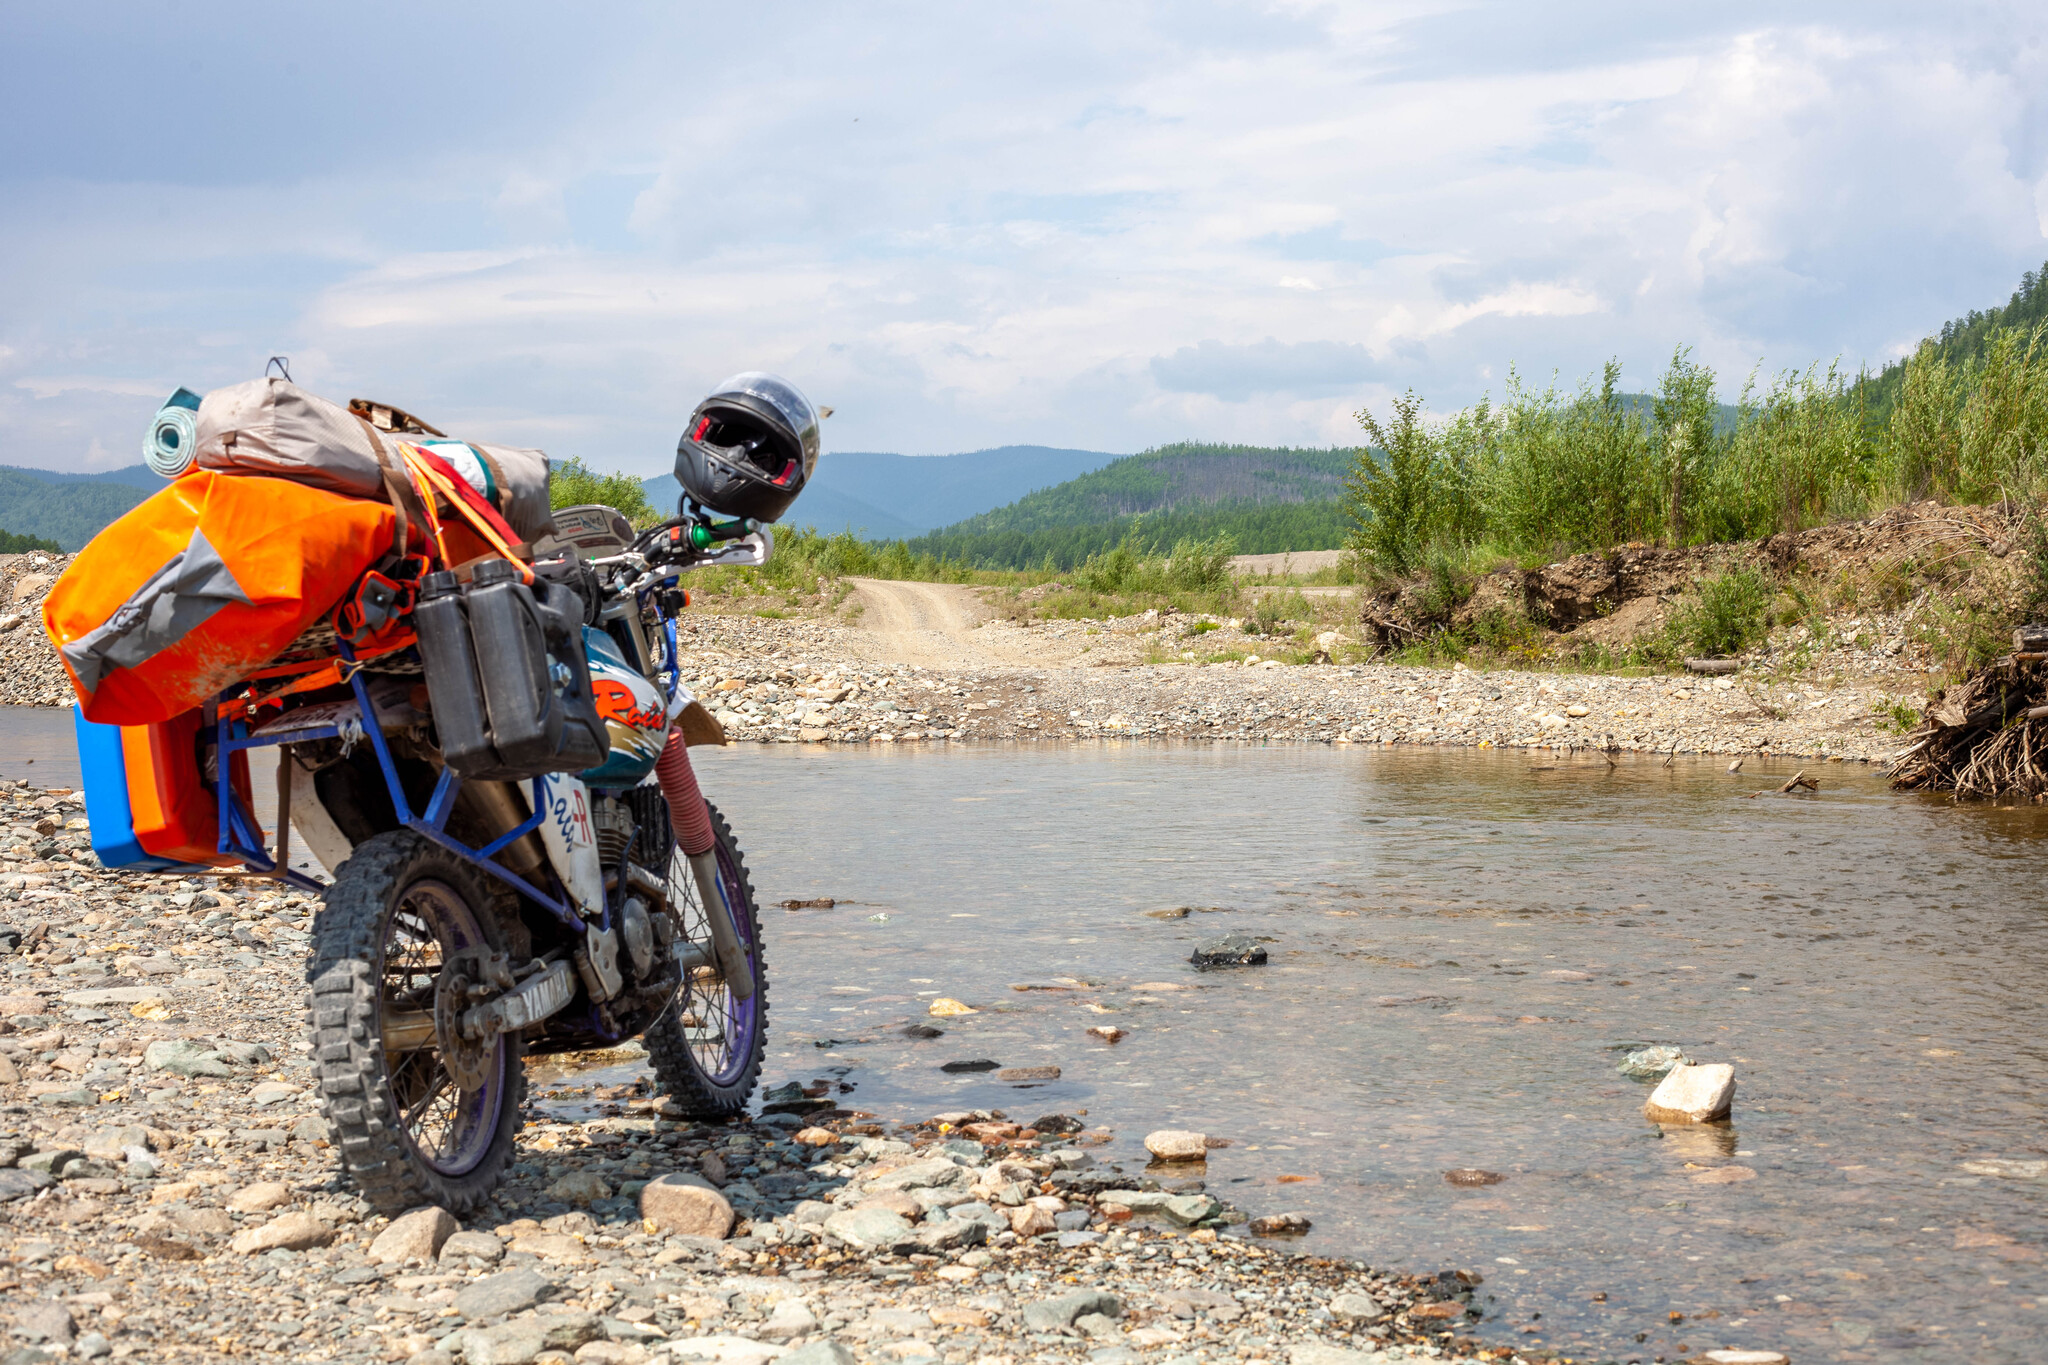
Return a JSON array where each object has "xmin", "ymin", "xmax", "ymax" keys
[{"xmin": 4, "ymin": 1, "xmax": 2047, "ymax": 476}]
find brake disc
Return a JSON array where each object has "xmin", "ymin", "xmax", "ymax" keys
[{"xmin": 434, "ymin": 969, "xmax": 494, "ymax": 1091}]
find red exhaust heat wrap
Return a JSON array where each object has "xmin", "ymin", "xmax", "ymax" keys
[{"xmin": 655, "ymin": 727, "xmax": 716, "ymax": 857}]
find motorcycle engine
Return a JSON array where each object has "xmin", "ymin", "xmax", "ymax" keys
[{"xmin": 589, "ymin": 794, "xmax": 635, "ymax": 869}]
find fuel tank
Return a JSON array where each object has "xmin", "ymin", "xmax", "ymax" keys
[{"xmin": 579, "ymin": 626, "xmax": 669, "ymax": 788}]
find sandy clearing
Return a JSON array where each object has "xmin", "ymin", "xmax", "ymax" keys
[{"xmin": 1230, "ymin": 549, "xmax": 1346, "ymax": 575}]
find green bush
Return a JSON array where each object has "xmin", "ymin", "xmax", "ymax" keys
[
  {"xmin": 1668, "ymin": 568, "xmax": 1775, "ymax": 657},
  {"xmin": 550, "ymin": 457, "xmax": 658, "ymax": 526}
]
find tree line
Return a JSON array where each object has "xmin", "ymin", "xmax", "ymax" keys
[{"xmin": 1346, "ymin": 322, "xmax": 2048, "ymax": 577}]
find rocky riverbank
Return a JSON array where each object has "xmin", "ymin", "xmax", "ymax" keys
[
  {"xmin": 0, "ymin": 549, "xmax": 1926, "ymax": 765},
  {"xmin": 672, "ymin": 612, "xmax": 1912, "ymax": 763},
  {"xmin": 0, "ymin": 778, "xmax": 1536, "ymax": 1365},
  {"xmin": 0, "ymin": 553, "xmax": 76, "ymax": 710}
]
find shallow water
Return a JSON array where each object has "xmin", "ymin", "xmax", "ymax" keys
[
  {"xmin": 0, "ymin": 705, "xmax": 86, "ymax": 787},
  {"xmin": 674, "ymin": 742, "xmax": 2048, "ymax": 1363}
]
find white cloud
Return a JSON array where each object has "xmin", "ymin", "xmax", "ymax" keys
[{"xmin": 1, "ymin": 2, "xmax": 2045, "ymax": 470}]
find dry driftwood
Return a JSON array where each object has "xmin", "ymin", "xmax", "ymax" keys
[
  {"xmin": 1746, "ymin": 768, "xmax": 1819, "ymax": 798},
  {"xmin": 1684, "ymin": 658, "xmax": 1740, "ymax": 675},
  {"xmin": 1889, "ymin": 631, "xmax": 2048, "ymax": 801}
]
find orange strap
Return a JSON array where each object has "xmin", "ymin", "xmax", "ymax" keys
[{"xmin": 398, "ymin": 444, "xmax": 533, "ymax": 584}]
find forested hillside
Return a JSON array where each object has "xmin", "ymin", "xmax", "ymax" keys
[
  {"xmin": 934, "ymin": 443, "xmax": 1349, "ymax": 534},
  {"xmin": 897, "ymin": 443, "xmax": 1352, "ymax": 565},
  {"xmin": 1855, "ymin": 260, "xmax": 2048, "ymax": 423},
  {"xmin": 0, "ymin": 469, "xmax": 151, "ymax": 549}
]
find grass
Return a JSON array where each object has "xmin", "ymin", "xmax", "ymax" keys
[{"xmin": 1344, "ymin": 317, "xmax": 2048, "ymax": 585}]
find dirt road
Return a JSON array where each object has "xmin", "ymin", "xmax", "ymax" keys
[{"xmin": 846, "ymin": 578, "xmax": 1031, "ymax": 668}]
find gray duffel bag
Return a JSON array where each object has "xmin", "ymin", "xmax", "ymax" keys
[{"xmin": 193, "ymin": 376, "xmax": 556, "ymax": 543}]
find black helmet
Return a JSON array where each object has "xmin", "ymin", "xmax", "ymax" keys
[{"xmin": 673, "ymin": 371, "xmax": 821, "ymax": 522}]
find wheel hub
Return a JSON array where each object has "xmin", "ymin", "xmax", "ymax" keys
[{"xmin": 435, "ymin": 970, "xmax": 494, "ymax": 1091}]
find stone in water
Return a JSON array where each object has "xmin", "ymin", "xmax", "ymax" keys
[
  {"xmin": 1190, "ymin": 935, "xmax": 1267, "ymax": 968},
  {"xmin": 1145, "ymin": 1129, "xmax": 1209, "ymax": 1161},
  {"xmin": 1644, "ymin": 1062, "xmax": 1735, "ymax": 1124}
]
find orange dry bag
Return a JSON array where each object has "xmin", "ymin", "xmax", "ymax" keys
[{"xmin": 43, "ymin": 471, "xmax": 398, "ymax": 725}]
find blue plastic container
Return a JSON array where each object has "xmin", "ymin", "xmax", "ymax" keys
[{"xmin": 74, "ymin": 707, "xmax": 181, "ymax": 871}]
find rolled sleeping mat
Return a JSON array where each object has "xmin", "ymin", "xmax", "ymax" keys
[{"xmin": 144, "ymin": 387, "xmax": 203, "ymax": 478}]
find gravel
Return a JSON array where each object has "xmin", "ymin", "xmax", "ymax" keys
[{"xmin": 660, "ymin": 610, "xmax": 1912, "ymax": 763}]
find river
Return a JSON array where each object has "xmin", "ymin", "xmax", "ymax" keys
[{"xmin": 686, "ymin": 741, "xmax": 2048, "ymax": 1362}]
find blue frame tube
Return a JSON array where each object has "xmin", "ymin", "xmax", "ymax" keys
[{"xmin": 203, "ymin": 648, "xmax": 585, "ymax": 930}]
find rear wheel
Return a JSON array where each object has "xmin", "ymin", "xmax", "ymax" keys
[
  {"xmin": 643, "ymin": 800, "xmax": 768, "ymax": 1117},
  {"xmin": 307, "ymin": 830, "xmax": 525, "ymax": 1215}
]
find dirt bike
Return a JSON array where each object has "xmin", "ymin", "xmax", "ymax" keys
[{"xmin": 206, "ymin": 503, "xmax": 775, "ymax": 1213}]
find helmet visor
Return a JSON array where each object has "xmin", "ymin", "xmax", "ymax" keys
[{"xmin": 710, "ymin": 372, "xmax": 819, "ymax": 465}]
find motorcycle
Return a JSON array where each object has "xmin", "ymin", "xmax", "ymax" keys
[{"xmin": 212, "ymin": 502, "xmax": 776, "ymax": 1213}]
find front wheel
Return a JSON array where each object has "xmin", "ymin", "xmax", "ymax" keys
[
  {"xmin": 307, "ymin": 830, "xmax": 526, "ymax": 1215},
  {"xmin": 643, "ymin": 800, "xmax": 768, "ymax": 1117}
]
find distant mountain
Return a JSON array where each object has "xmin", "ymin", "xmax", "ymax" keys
[
  {"xmin": 0, "ymin": 468, "xmax": 154, "ymax": 549},
  {"xmin": 0, "ymin": 463, "xmax": 170, "ymax": 492},
  {"xmin": 643, "ymin": 444, "xmax": 1122, "ymax": 537},
  {"xmin": 906, "ymin": 442, "xmax": 1356, "ymax": 568},
  {"xmin": 641, "ymin": 472, "xmax": 925, "ymax": 540}
]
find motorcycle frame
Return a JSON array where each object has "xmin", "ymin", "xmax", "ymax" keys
[{"xmin": 204, "ymin": 560, "xmax": 695, "ymax": 936}]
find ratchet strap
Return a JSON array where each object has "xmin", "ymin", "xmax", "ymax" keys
[{"xmin": 397, "ymin": 443, "xmax": 534, "ymax": 584}]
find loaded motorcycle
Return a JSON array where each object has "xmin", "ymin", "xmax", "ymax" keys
[{"xmin": 57, "ymin": 372, "xmax": 821, "ymax": 1213}]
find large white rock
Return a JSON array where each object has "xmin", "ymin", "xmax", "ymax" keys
[
  {"xmin": 228, "ymin": 1211, "xmax": 333, "ymax": 1254},
  {"xmin": 226, "ymin": 1182, "xmax": 292, "ymax": 1213},
  {"xmin": 1144, "ymin": 1129, "xmax": 1208, "ymax": 1161},
  {"xmin": 641, "ymin": 1172, "xmax": 736, "ymax": 1239},
  {"xmin": 1644, "ymin": 1062, "xmax": 1735, "ymax": 1124}
]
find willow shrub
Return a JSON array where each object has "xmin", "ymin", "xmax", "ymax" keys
[
  {"xmin": 1952, "ymin": 324, "xmax": 2048, "ymax": 502},
  {"xmin": 1478, "ymin": 361, "xmax": 1661, "ymax": 554},
  {"xmin": 550, "ymin": 457, "xmax": 660, "ymax": 526}
]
